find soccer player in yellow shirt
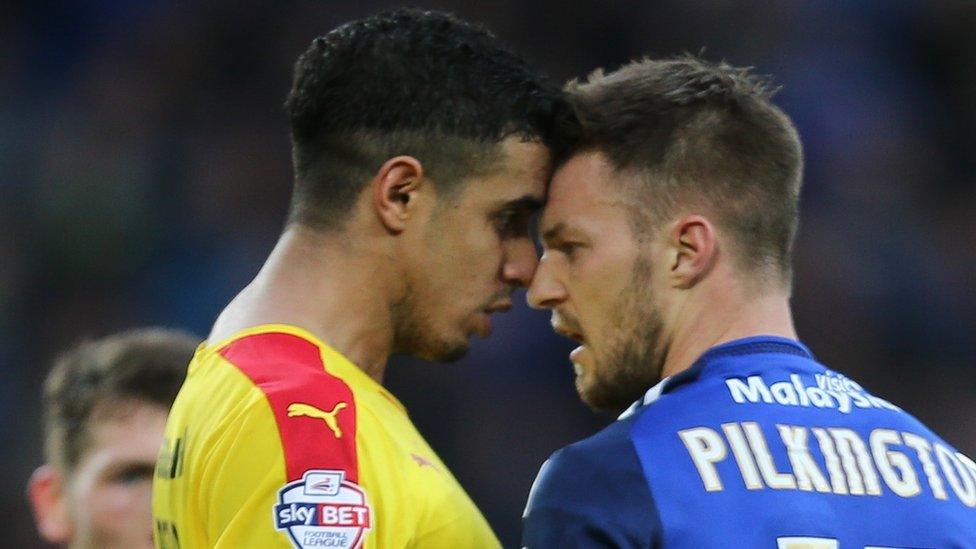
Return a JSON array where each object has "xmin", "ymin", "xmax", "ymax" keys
[{"xmin": 152, "ymin": 8, "xmax": 567, "ymax": 549}]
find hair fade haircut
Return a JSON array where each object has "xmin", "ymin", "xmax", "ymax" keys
[
  {"xmin": 564, "ymin": 54, "xmax": 804, "ymax": 284},
  {"xmin": 285, "ymin": 8, "xmax": 567, "ymax": 230},
  {"xmin": 42, "ymin": 328, "xmax": 197, "ymax": 472}
]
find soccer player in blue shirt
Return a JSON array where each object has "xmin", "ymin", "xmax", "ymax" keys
[{"xmin": 523, "ymin": 55, "xmax": 976, "ymax": 548}]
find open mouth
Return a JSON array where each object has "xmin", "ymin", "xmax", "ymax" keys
[
  {"xmin": 473, "ymin": 299, "xmax": 513, "ymax": 338},
  {"xmin": 553, "ymin": 323, "xmax": 587, "ymax": 371},
  {"xmin": 569, "ymin": 344, "xmax": 586, "ymax": 374},
  {"xmin": 554, "ymin": 325, "xmax": 585, "ymax": 344},
  {"xmin": 484, "ymin": 301, "xmax": 512, "ymax": 314}
]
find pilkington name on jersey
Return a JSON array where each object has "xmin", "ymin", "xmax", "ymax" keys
[
  {"xmin": 725, "ymin": 371, "xmax": 900, "ymax": 414},
  {"xmin": 679, "ymin": 422, "xmax": 976, "ymax": 507}
]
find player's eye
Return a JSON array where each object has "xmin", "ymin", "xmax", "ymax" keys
[
  {"xmin": 493, "ymin": 209, "xmax": 531, "ymax": 238},
  {"xmin": 557, "ymin": 242, "xmax": 580, "ymax": 260},
  {"xmin": 109, "ymin": 463, "xmax": 155, "ymax": 486}
]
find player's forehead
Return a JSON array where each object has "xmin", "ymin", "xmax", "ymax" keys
[
  {"xmin": 459, "ymin": 137, "xmax": 549, "ymax": 208},
  {"xmin": 84, "ymin": 402, "xmax": 169, "ymax": 459},
  {"xmin": 538, "ymin": 152, "xmax": 622, "ymax": 240},
  {"xmin": 500, "ymin": 136, "xmax": 551, "ymax": 177},
  {"xmin": 495, "ymin": 138, "xmax": 550, "ymax": 194}
]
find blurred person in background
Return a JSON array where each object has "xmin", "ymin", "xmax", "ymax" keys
[
  {"xmin": 522, "ymin": 56, "xmax": 976, "ymax": 547},
  {"xmin": 26, "ymin": 328, "xmax": 196, "ymax": 549},
  {"xmin": 152, "ymin": 8, "xmax": 565, "ymax": 549}
]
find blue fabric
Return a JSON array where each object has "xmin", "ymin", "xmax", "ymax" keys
[
  {"xmin": 522, "ymin": 413, "xmax": 661, "ymax": 548},
  {"xmin": 523, "ymin": 336, "xmax": 976, "ymax": 548}
]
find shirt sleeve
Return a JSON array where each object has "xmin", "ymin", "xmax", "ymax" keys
[
  {"xmin": 200, "ymin": 397, "xmax": 295, "ymax": 548},
  {"xmin": 522, "ymin": 433, "xmax": 661, "ymax": 549}
]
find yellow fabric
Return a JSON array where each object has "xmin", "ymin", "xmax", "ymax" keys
[{"xmin": 153, "ymin": 324, "xmax": 500, "ymax": 549}]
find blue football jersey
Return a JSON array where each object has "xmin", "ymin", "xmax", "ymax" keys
[{"xmin": 523, "ymin": 336, "xmax": 976, "ymax": 548}]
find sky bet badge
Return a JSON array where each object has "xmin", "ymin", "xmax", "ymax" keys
[{"xmin": 274, "ymin": 470, "xmax": 372, "ymax": 548}]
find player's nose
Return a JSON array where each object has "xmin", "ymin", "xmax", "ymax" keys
[
  {"xmin": 526, "ymin": 253, "xmax": 566, "ymax": 309},
  {"xmin": 502, "ymin": 238, "xmax": 539, "ymax": 288}
]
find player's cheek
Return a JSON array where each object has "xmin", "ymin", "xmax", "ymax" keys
[{"xmin": 91, "ymin": 482, "xmax": 151, "ymax": 541}]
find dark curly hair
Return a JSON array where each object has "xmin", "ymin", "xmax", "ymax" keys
[
  {"xmin": 42, "ymin": 328, "xmax": 196, "ymax": 472},
  {"xmin": 285, "ymin": 8, "xmax": 567, "ymax": 230},
  {"xmin": 564, "ymin": 54, "xmax": 803, "ymax": 285}
]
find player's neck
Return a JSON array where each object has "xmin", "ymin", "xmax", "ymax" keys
[
  {"xmin": 209, "ymin": 226, "xmax": 396, "ymax": 383},
  {"xmin": 660, "ymin": 277, "xmax": 797, "ymax": 381}
]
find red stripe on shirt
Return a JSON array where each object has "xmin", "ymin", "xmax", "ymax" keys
[{"xmin": 219, "ymin": 332, "xmax": 359, "ymax": 482}]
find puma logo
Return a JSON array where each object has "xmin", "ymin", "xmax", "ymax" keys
[
  {"xmin": 411, "ymin": 453, "xmax": 438, "ymax": 470},
  {"xmin": 287, "ymin": 402, "xmax": 347, "ymax": 438}
]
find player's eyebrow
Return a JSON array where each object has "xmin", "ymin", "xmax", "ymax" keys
[
  {"xmin": 101, "ymin": 459, "xmax": 157, "ymax": 482},
  {"xmin": 499, "ymin": 195, "xmax": 544, "ymax": 212},
  {"xmin": 540, "ymin": 222, "xmax": 567, "ymax": 245}
]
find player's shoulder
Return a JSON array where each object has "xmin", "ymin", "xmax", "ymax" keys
[
  {"xmin": 209, "ymin": 326, "xmax": 365, "ymax": 481},
  {"xmin": 216, "ymin": 327, "xmax": 331, "ymax": 376},
  {"xmin": 523, "ymin": 411, "xmax": 661, "ymax": 548},
  {"xmin": 532, "ymin": 411, "xmax": 644, "ymax": 493},
  {"xmin": 559, "ymin": 409, "xmax": 643, "ymax": 463},
  {"xmin": 533, "ymin": 413, "xmax": 652, "ymax": 504},
  {"xmin": 214, "ymin": 326, "xmax": 356, "ymax": 400}
]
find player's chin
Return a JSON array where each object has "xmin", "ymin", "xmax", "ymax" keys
[
  {"xmin": 435, "ymin": 341, "xmax": 470, "ymax": 363},
  {"xmin": 416, "ymin": 333, "xmax": 470, "ymax": 363},
  {"xmin": 576, "ymin": 373, "xmax": 602, "ymax": 409},
  {"xmin": 577, "ymin": 374, "xmax": 639, "ymax": 414}
]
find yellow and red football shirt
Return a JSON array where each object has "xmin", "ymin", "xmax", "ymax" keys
[{"xmin": 153, "ymin": 324, "xmax": 500, "ymax": 549}]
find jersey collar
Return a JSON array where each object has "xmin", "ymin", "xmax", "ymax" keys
[
  {"xmin": 619, "ymin": 335, "xmax": 814, "ymax": 419},
  {"xmin": 202, "ymin": 323, "xmax": 408, "ymax": 414}
]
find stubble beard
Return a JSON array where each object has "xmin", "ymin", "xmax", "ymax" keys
[
  {"xmin": 580, "ymin": 255, "xmax": 666, "ymax": 413},
  {"xmin": 391, "ymin": 283, "xmax": 470, "ymax": 363}
]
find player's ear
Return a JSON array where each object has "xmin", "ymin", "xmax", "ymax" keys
[
  {"xmin": 372, "ymin": 155, "xmax": 426, "ymax": 234},
  {"xmin": 27, "ymin": 465, "xmax": 74, "ymax": 543},
  {"xmin": 667, "ymin": 214, "xmax": 717, "ymax": 289}
]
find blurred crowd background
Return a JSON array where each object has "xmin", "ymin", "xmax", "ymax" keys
[{"xmin": 3, "ymin": 1, "xmax": 975, "ymax": 546}]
